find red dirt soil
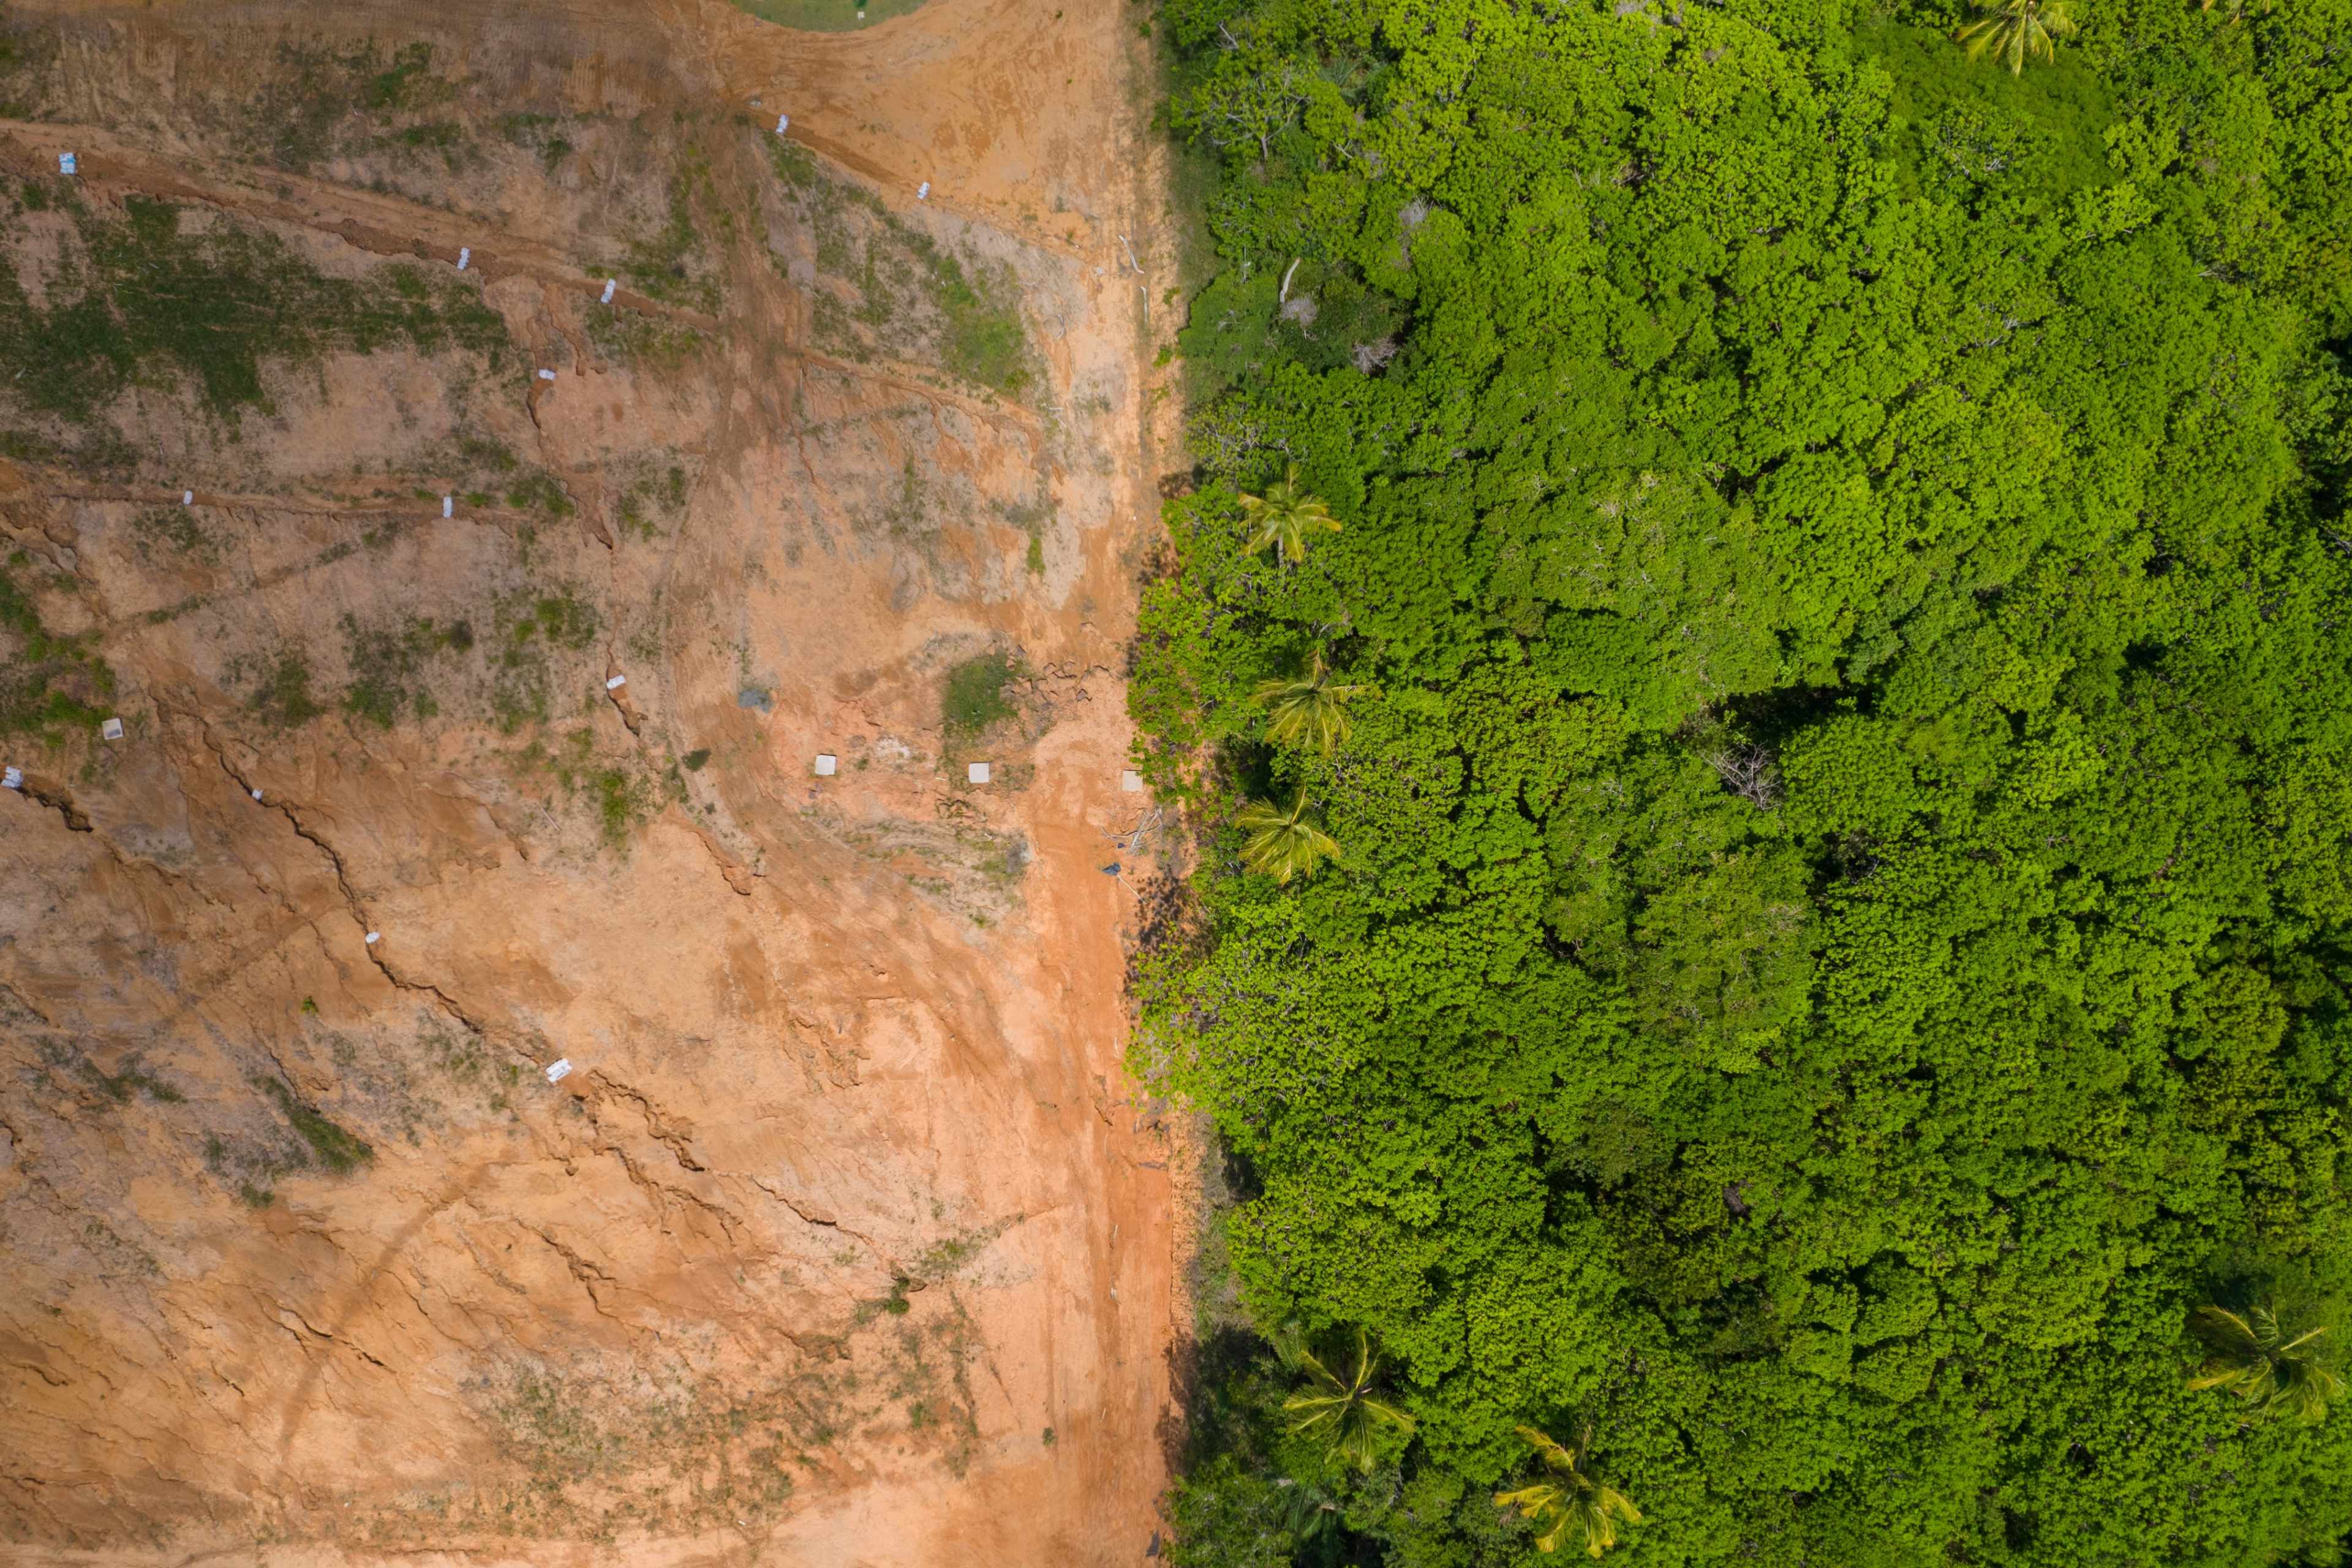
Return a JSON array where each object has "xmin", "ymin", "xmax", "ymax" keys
[{"xmin": 0, "ymin": 0, "xmax": 1187, "ymax": 1561}]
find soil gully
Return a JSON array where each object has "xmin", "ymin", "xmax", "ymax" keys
[{"xmin": 0, "ymin": 0, "xmax": 1183, "ymax": 1562}]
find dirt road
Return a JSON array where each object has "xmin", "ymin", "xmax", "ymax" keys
[{"xmin": 0, "ymin": 0, "xmax": 1181, "ymax": 1561}]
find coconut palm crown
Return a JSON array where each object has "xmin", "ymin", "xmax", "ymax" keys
[
  {"xmin": 1494, "ymin": 1425, "xmax": 1643, "ymax": 1558},
  {"xmin": 1253, "ymin": 648, "xmax": 1371, "ymax": 755},
  {"xmin": 1235, "ymin": 790, "xmax": 1340, "ymax": 883},
  {"xmin": 2187, "ymin": 1303, "xmax": 2344, "ymax": 1425},
  {"xmin": 1281, "ymin": 1325, "xmax": 1417, "ymax": 1473},
  {"xmin": 1954, "ymin": 0, "xmax": 2078, "ymax": 73},
  {"xmin": 1239, "ymin": 465, "xmax": 1342, "ymax": 564}
]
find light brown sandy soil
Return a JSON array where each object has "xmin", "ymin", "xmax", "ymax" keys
[{"xmin": 0, "ymin": 0, "xmax": 1188, "ymax": 1562}]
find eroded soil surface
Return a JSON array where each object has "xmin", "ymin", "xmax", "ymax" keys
[{"xmin": 0, "ymin": 0, "xmax": 1180, "ymax": 1561}]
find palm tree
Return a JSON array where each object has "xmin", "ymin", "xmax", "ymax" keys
[
  {"xmin": 1494, "ymin": 1425, "xmax": 1643, "ymax": 1558},
  {"xmin": 2187, "ymin": 1303, "xmax": 2343, "ymax": 1424},
  {"xmin": 1240, "ymin": 466, "xmax": 1341, "ymax": 565},
  {"xmin": 1235, "ymin": 790, "xmax": 1340, "ymax": 883},
  {"xmin": 1253, "ymin": 649, "xmax": 1371, "ymax": 755},
  {"xmin": 1954, "ymin": 0, "xmax": 2077, "ymax": 73},
  {"xmin": 1281, "ymin": 1325, "xmax": 1416, "ymax": 1473}
]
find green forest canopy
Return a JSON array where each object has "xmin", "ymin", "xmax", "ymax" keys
[{"xmin": 1133, "ymin": 0, "xmax": 2352, "ymax": 1559}]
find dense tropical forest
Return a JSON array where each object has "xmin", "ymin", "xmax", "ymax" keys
[{"xmin": 1131, "ymin": 0, "xmax": 2352, "ymax": 1558}]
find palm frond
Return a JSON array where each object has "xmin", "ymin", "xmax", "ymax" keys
[
  {"xmin": 1239, "ymin": 465, "xmax": 1344, "ymax": 564},
  {"xmin": 2187, "ymin": 1302, "xmax": 2343, "ymax": 1424},
  {"xmin": 1236, "ymin": 790, "xmax": 1340, "ymax": 883},
  {"xmin": 1253, "ymin": 648, "xmax": 1371, "ymax": 754},
  {"xmin": 1281, "ymin": 1326, "xmax": 1415, "ymax": 1472},
  {"xmin": 1496, "ymin": 1425, "xmax": 1641, "ymax": 1557},
  {"xmin": 1954, "ymin": 0, "xmax": 2075, "ymax": 72}
]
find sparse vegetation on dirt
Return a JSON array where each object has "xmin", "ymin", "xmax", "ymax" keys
[
  {"xmin": 1, "ymin": 4, "xmax": 1166, "ymax": 1559},
  {"xmin": 339, "ymin": 614, "xmax": 446, "ymax": 728},
  {"xmin": 763, "ymin": 137, "xmax": 1035, "ymax": 396},
  {"xmin": 502, "ymin": 472, "xmax": 576, "ymax": 519},
  {"xmin": 243, "ymin": 649, "xmax": 328, "ymax": 729},
  {"xmin": 256, "ymin": 1076, "xmax": 372, "ymax": 1175},
  {"xmin": 243, "ymin": 40, "xmax": 461, "ymax": 172},
  {"xmin": 128, "ymin": 506, "xmax": 221, "ymax": 565},
  {"xmin": 0, "ymin": 556, "xmax": 115, "ymax": 740},
  {"xmin": 615, "ymin": 459, "xmax": 692, "ymax": 538},
  {"xmin": 0, "ymin": 6, "xmax": 57, "ymax": 118},
  {"xmin": 616, "ymin": 159, "xmax": 724, "ymax": 314},
  {"xmin": 940, "ymin": 650, "xmax": 1020, "ymax": 738},
  {"xmin": 0, "ymin": 187, "xmax": 510, "ymax": 431}
]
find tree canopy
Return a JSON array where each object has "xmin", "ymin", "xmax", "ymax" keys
[{"xmin": 1135, "ymin": 0, "xmax": 2352, "ymax": 1559}]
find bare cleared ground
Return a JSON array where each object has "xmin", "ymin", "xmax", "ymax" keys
[{"xmin": 0, "ymin": 0, "xmax": 1185, "ymax": 1561}]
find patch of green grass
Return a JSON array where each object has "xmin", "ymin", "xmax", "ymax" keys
[
  {"xmin": 516, "ymin": 592, "xmax": 599, "ymax": 649},
  {"xmin": 129, "ymin": 505, "xmax": 220, "ymax": 565},
  {"xmin": 459, "ymin": 435, "xmax": 519, "ymax": 474},
  {"xmin": 365, "ymin": 43, "xmax": 448, "ymax": 111},
  {"xmin": 0, "ymin": 557, "xmax": 115, "ymax": 739},
  {"xmin": 2, "ymin": 422, "xmax": 137, "ymax": 475},
  {"xmin": 593, "ymin": 767, "xmax": 650, "ymax": 848},
  {"xmin": 341, "ymin": 614, "xmax": 446, "ymax": 728},
  {"xmin": 489, "ymin": 589, "xmax": 600, "ymax": 733},
  {"xmin": 496, "ymin": 113, "xmax": 576, "ymax": 175},
  {"xmin": 586, "ymin": 306, "xmax": 708, "ymax": 370},
  {"xmin": 927, "ymin": 251, "xmax": 1031, "ymax": 394},
  {"xmin": 718, "ymin": 0, "xmax": 930, "ymax": 29},
  {"xmin": 0, "ymin": 8, "xmax": 57, "ymax": 120},
  {"xmin": 942, "ymin": 651, "xmax": 1020, "ymax": 737},
  {"xmin": 505, "ymin": 471, "xmax": 576, "ymax": 518},
  {"xmin": 616, "ymin": 461, "xmax": 693, "ymax": 535},
  {"xmin": 617, "ymin": 156, "xmax": 723, "ymax": 314},
  {"xmin": 0, "ymin": 190, "xmax": 512, "ymax": 429},
  {"xmin": 88, "ymin": 1061, "xmax": 183, "ymax": 1104},
  {"xmin": 394, "ymin": 121, "xmax": 465, "ymax": 152},
  {"xmin": 760, "ymin": 142, "xmax": 1033, "ymax": 396},
  {"xmin": 50, "ymin": 1042, "xmax": 184, "ymax": 1106},
  {"xmin": 244, "ymin": 41, "xmax": 458, "ymax": 171},
  {"xmin": 257, "ymin": 1076, "xmax": 374, "ymax": 1174},
  {"xmin": 246, "ymin": 649, "xmax": 327, "ymax": 729}
]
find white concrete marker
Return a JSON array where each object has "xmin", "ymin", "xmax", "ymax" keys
[
  {"xmin": 457, "ymin": 246, "xmax": 471, "ymax": 271},
  {"xmin": 181, "ymin": 490, "xmax": 194, "ymax": 505},
  {"xmin": 916, "ymin": 181, "xmax": 930, "ymax": 201},
  {"xmin": 364, "ymin": 931, "xmax": 381, "ymax": 945},
  {"xmin": 100, "ymin": 717, "xmax": 124, "ymax": 741},
  {"xmin": 250, "ymin": 788, "xmax": 263, "ymax": 802},
  {"xmin": 58, "ymin": 153, "xmax": 76, "ymax": 176},
  {"xmin": 605, "ymin": 674, "xmax": 627, "ymax": 690},
  {"xmin": 968, "ymin": 761, "xmax": 992, "ymax": 785},
  {"xmin": 775, "ymin": 113, "xmax": 790, "ymax": 134},
  {"xmin": 813, "ymin": 753, "xmax": 837, "ymax": 777},
  {"xmin": 600, "ymin": 278, "xmax": 617, "ymax": 304},
  {"xmin": 1121, "ymin": 770, "xmax": 1144, "ymax": 793},
  {"xmin": 2, "ymin": 766, "xmax": 21, "ymax": 791},
  {"xmin": 537, "ymin": 368, "xmax": 557, "ymax": 382},
  {"xmin": 442, "ymin": 495, "xmax": 454, "ymax": 518},
  {"xmin": 545, "ymin": 1057, "xmax": 573, "ymax": 1084}
]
